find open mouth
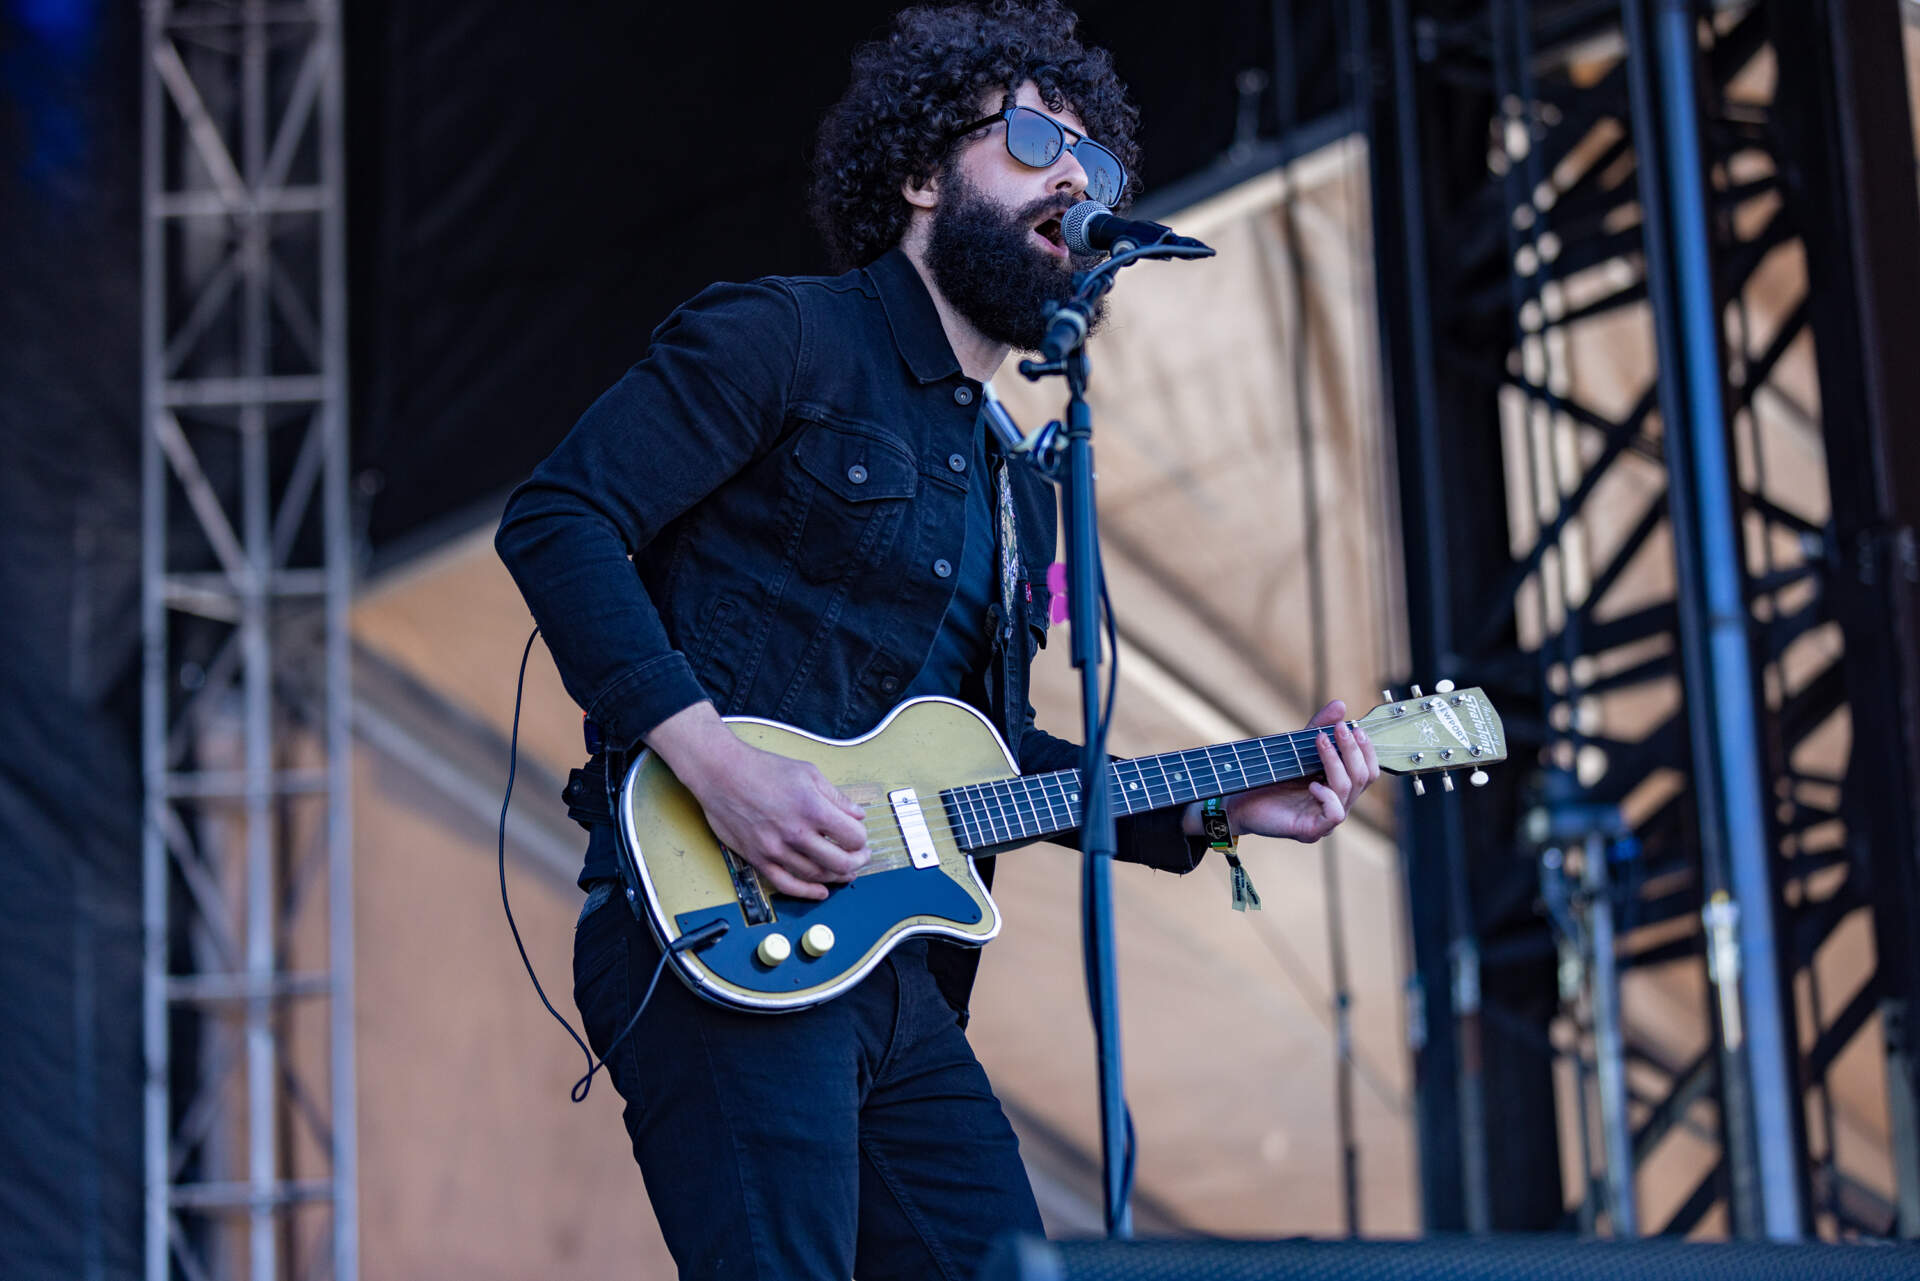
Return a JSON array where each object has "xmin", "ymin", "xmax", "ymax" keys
[{"xmin": 1031, "ymin": 214, "xmax": 1068, "ymax": 257}]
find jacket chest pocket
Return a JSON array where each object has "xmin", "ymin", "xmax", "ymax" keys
[
  {"xmin": 1025, "ymin": 588, "xmax": 1053, "ymax": 659},
  {"xmin": 789, "ymin": 421, "xmax": 918, "ymax": 584}
]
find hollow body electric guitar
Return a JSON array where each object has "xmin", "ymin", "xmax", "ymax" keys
[{"xmin": 616, "ymin": 688, "xmax": 1507, "ymax": 1013}]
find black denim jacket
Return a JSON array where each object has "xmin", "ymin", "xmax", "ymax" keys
[{"xmin": 496, "ymin": 248, "xmax": 1203, "ymax": 1014}]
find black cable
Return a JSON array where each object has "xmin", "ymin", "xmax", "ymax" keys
[
  {"xmin": 1098, "ymin": 565, "xmax": 1120, "ymax": 746},
  {"xmin": 570, "ymin": 948, "xmax": 672, "ymax": 1102},
  {"xmin": 498, "ymin": 626, "xmax": 722, "ymax": 1105},
  {"xmin": 498, "ymin": 628, "xmax": 598, "ymax": 1080},
  {"xmin": 1089, "ymin": 560, "xmax": 1138, "ymax": 1222}
]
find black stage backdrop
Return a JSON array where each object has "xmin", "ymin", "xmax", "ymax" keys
[
  {"xmin": 1, "ymin": 3, "xmax": 1339, "ymax": 1274},
  {"xmin": 346, "ymin": 0, "xmax": 1342, "ymax": 557},
  {"xmin": 1, "ymin": 6, "xmax": 146, "ymax": 1277}
]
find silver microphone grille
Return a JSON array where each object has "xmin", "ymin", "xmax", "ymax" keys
[{"xmin": 1060, "ymin": 201, "xmax": 1111, "ymax": 256}]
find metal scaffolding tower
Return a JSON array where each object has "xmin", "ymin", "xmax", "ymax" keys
[
  {"xmin": 1371, "ymin": 0, "xmax": 1920, "ymax": 1239},
  {"xmin": 140, "ymin": 2, "xmax": 355, "ymax": 1278}
]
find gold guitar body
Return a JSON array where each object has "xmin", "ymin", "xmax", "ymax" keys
[{"xmin": 615, "ymin": 696, "xmax": 1013, "ymax": 1012}]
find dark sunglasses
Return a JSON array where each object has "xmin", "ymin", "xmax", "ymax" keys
[{"xmin": 950, "ymin": 105, "xmax": 1128, "ymax": 207}]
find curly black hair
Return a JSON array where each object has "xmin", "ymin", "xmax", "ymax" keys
[{"xmin": 810, "ymin": 0, "xmax": 1141, "ymax": 271}]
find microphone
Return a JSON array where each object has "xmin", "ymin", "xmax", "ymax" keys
[{"xmin": 1061, "ymin": 201, "xmax": 1210, "ymax": 256}]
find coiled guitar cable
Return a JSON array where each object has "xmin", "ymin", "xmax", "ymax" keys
[{"xmin": 497, "ymin": 626, "xmax": 726, "ymax": 1103}]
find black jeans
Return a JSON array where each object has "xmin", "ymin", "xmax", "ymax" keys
[{"xmin": 572, "ymin": 879, "xmax": 1045, "ymax": 1280}]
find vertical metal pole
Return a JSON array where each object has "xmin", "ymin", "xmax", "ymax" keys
[
  {"xmin": 1270, "ymin": 130, "xmax": 1362, "ymax": 1240},
  {"xmin": 239, "ymin": 6, "xmax": 278, "ymax": 1276},
  {"xmin": 1618, "ymin": 0, "xmax": 1759, "ymax": 1236},
  {"xmin": 1385, "ymin": 0, "xmax": 1493, "ymax": 1233},
  {"xmin": 145, "ymin": 4, "xmax": 355, "ymax": 1274},
  {"xmin": 1060, "ymin": 367, "xmax": 1132, "ymax": 1239},
  {"xmin": 141, "ymin": 6, "xmax": 171, "ymax": 1277},
  {"xmin": 1770, "ymin": 0, "xmax": 1920, "ymax": 1235},
  {"xmin": 319, "ymin": 0, "xmax": 359, "ymax": 1271},
  {"xmin": 1650, "ymin": 0, "xmax": 1803, "ymax": 1241},
  {"xmin": 1584, "ymin": 833, "xmax": 1637, "ymax": 1236},
  {"xmin": 1621, "ymin": 0, "xmax": 1805, "ymax": 1239},
  {"xmin": 1568, "ymin": 1006, "xmax": 1598, "ymax": 1236}
]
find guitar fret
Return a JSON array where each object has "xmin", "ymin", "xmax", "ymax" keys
[
  {"xmin": 1032, "ymin": 775, "xmax": 1060, "ymax": 837},
  {"xmin": 954, "ymin": 783, "xmax": 981, "ymax": 847},
  {"xmin": 995, "ymin": 779, "xmax": 1026, "ymax": 843},
  {"xmin": 1037, "ymin": 772, "xmax": 1069, "ymax": 831},
  {"xmin": 1148, "ymin": 753, "xmax": 1174, "ymax": 809},
  {"xmin": 950, "ymin": 784, "xmax": 982, "ymax": 849},
  {"xmin": 1228, "ymin": 740, "xmax": 1256, "ymax": 789},
  {"xmin": 973, "ymin": 783, "xmax": 998, "ymax": 847},
  {"xmin": 1171, "ymin": 749, "xmax": 1203, "ymax": 805},
  {"xmin": 1159, "ymin": 753, "xmax": 1186, "ymax": 808},
  {"xmin": 1013, "ymin": 778, "xmax": 1040, "ymax": 842},
  {"xmin": 964, "ymin": 782, "xmax": 997, "ymax": 847},
  {"xmin": 941, "ymin": 721, "xmax": 1379, "ymax": 854},
  {"xmin": 1203, "ymin": 744, "xmax": 1233, "ymax": 794},
  {"xmin": 1056, "ymin": 772, "xmax": 1081, "ymax": 827},
  {"xmin": 1204, "ymin": 746, "xmax": 1229, "ymax": 796},
  {"xmin": 1014, "ymin": 776, "xmax": 1045, "ymax": 842}
]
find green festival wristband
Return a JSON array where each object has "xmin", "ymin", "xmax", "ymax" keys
[{"xmin": 1204, "ymin": 797, "xmax": 1261, "ymax": 913}]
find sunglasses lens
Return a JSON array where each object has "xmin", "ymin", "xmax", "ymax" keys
[
  {"xmin": 1004, "ymin": 108, "xmax": 1064, "ymax": 168},
  {"xmin": 1072, "ymin": 141, "xmax": 1126, "ymax": 205}
]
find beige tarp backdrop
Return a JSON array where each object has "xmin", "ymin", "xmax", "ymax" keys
[
  {"xmin": 337, "ymin": 24, "xmax": 1920, "ymax": 1258},
  {"xmin": 346, "ymin": 136, "xmax": 1414, "ymax": 1277}
]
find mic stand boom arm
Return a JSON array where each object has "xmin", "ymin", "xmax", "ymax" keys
[{"xmin": 1011, "ymin": 238, "xmax": 1213, "ymax": 1240}]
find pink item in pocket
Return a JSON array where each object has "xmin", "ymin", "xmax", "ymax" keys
[{"xmin": 1047, "ymin": 562, "xmax": 1069, "ymax": 625}]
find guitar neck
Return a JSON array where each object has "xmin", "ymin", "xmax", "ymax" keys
[{"xmin": 939, "ymin": 725, "xmax": 1341, "ymax": 851}]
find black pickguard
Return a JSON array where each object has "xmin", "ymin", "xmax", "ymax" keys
[{"xmin": 673, "ymin": 864, "xmax": 982, "ymax": 995}]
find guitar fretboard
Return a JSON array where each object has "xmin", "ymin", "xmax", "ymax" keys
[{"xmin": 938, "ymin": 725, "xmax": 1345, "ymax": 851}]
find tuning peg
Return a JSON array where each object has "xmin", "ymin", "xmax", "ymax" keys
[
  {"xmin": 1411, "ymin": 684, "xmax": 1423, "ymax": 698},
  {"xmin": 1470, "ymin": 769, "xmax": 1490, "ymax": 788},
  {"xmin": 1381, "ymin": 688, "xmax": 1394, "ymax": 704},
  {"xmin": 1435, "ymin": 679, "xmax": 1456, "ymax": 694},
  {"xmin": 1441, "ymin": 772, "xmax": 1455, "ymax": 792},
  {"xmin": 1413, "ymin": 777, "xmax": 1426, "ymax": 796}
]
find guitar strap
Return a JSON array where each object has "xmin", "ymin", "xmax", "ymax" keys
[
  {"xmin": 993, "ymin": 450, "xmax": 1022, "ymax": 645},
  {"xmin": 984, "ymin": 437, "xmax": 1033, "ymax": 761}
]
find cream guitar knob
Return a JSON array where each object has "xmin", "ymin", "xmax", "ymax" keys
[
  {"xmin": 755, "ymin": 934, "xmax": 792, "ymax": 966},
  {"xmin": 801, "ymin": 924, "xmax": 836, "ymax": 957}
]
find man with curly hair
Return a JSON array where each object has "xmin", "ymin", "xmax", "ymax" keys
[{"xmin": 496, "ymin": 3, "xmax": 1377, "ymax": 1276}]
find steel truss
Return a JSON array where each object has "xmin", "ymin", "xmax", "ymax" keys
[
  {"xmin": 141, "ymin": 2, "xmax": 355, "ymax": 1279},
  {"xmin": 1371, "ymin": 0, "xmax": 1920, "ymax": 1240}
]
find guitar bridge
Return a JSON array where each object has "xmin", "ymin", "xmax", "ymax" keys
[{"xmin": 719, "ymin": 843, "xmax": 775, "ymax": 925}]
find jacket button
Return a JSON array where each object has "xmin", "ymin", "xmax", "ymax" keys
[
  {"xmin": 879, "ymin": 674, "xmax": 901, "ymax": 695},
  {"xmin": 847, "ymin": 464, "xmax": 868, "ymax": 484},
  {"xmin": 953, "ymin": 385, "xmax": 975, "ymax": 406},
  {"xmin": 948, "ymin": 453, "xmax": 967, "ymax": 472},
  {"xmin": 933, "ymin": 558, "xmax": 953, "ymax": 578}
]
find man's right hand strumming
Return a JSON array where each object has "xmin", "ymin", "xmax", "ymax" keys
[{"xmin": 643, "ymin": 702, "xmax": 870, "ymax": 901}]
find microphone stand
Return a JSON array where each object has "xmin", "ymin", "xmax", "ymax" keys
[{"xmin": 1012, "ymin": 236, "xmax": 1212, "ymax": 1239}]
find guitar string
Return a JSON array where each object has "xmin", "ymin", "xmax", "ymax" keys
[
  {"xmin": 816, "ymin": 744, "xmax": 1472, "ymax": 870},
  {"xmin": 630, "ymin": 711, "xmax": 1485, "ymax": 879},
  {"xmin": 837, "ymin": 714, "xmax": 1405, "ymax": 852},
  {"xmin": 670, "ymin": 721, "xmax": 1336, "ymax": 871}
]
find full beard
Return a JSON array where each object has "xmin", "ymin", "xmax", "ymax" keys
[{"xmin": 923, "ymin": 172, "xmax": 1107, "ymax": 353}]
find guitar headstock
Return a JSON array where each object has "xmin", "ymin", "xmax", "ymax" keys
[{"xmin": 1356, "ymin": 682, "xmax": 1508, "ymax": 796}]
